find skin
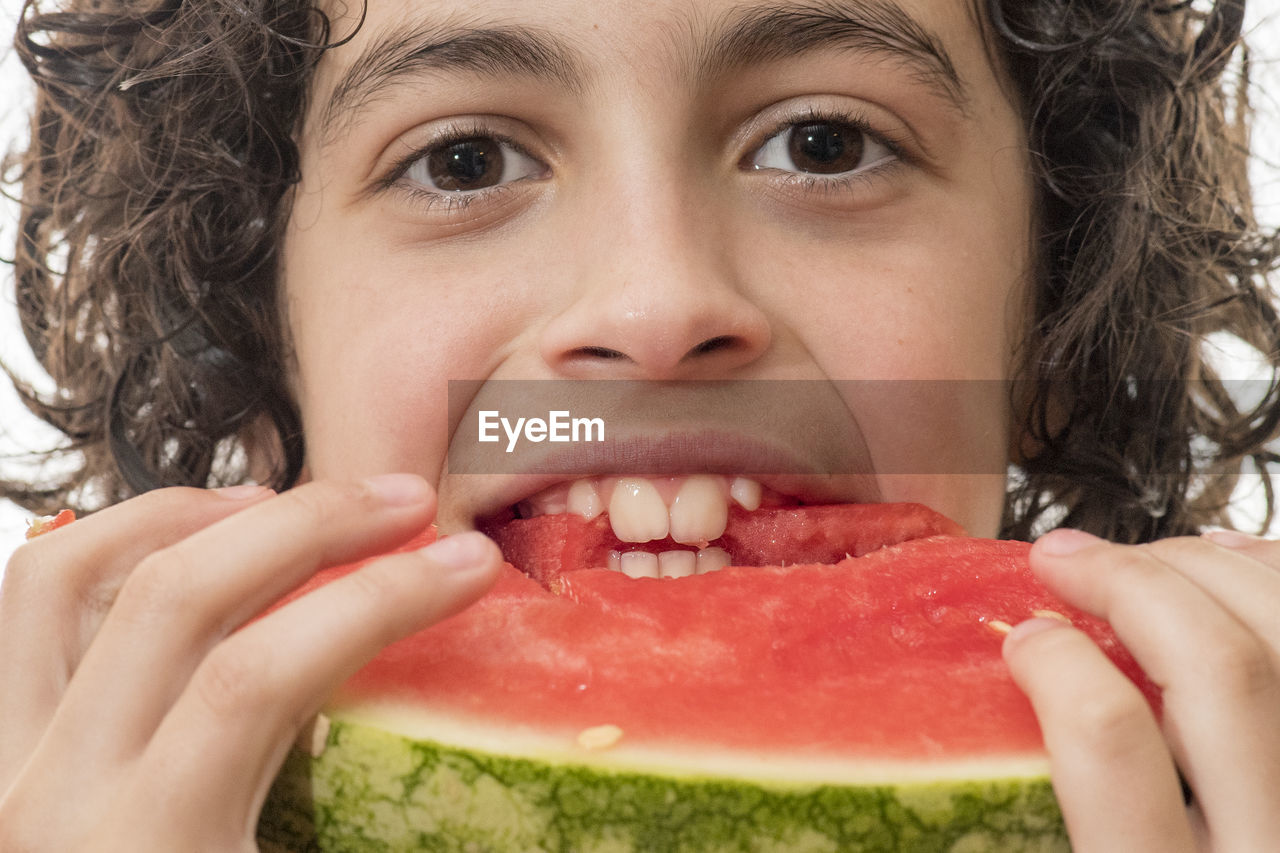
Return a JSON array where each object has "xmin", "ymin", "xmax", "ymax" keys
[{"xmin": 0, "ymin": 0, "xmax": 1277, "ymax": 850}]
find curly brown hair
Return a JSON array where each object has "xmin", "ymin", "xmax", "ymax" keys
[{"xmin": 3, "ymin": 0, "xmax": 1279, "ymax": 543}]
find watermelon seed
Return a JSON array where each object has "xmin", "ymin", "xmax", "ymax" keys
[
  {"xmin": 986, "ymin": 620, "xmax": 1013, "ymax": 635},
  {"xmin": 1032, "ymin": 609, "xmax": 1071, "ymax": 623},
  {"xmin": 576, "ymin": 724, "xmax": 624, "ymax": 751}
]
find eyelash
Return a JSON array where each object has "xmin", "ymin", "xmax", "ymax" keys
[
  {"xmin": 748, "ymin": 106, "xmax": 910, "ymax": 187},
  {"xmin": 380, "ymin": 120, "xmax": 536, "ymax": 214},
  {"xmin": 380, "ymin": 108, "xmax": 910, "ymax": 215}
]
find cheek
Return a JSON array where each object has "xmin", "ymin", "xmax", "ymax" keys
[
  {"xmin": 879, "ymin": 475, "xmax": 1009, "ymax": 538},
  {"xmin": 280, "ymin": 226, "xmax": 517, "ymax": 482},
  {"xmin": 735, "ymin": 167, "xmax": 1030, "ymax": 537},
  {"xmin": 832, "ymin": 378, "xmax": 1013, "ymax": 537},
  {"xmin": 743, "ymin": 206, "xmax": 1031, "ymax": 381}
]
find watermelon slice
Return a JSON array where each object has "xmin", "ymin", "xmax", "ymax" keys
[
  {"xmin": 24, "ymin": 508, "xmax": 75, "ymax": 540},
  {"xmin": 257, "ymin": 503, "xmax": 1158, "ymax": 852}
]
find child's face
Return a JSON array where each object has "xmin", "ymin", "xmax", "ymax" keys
[{"xmin": 281, "ymin": 0, "xmax": 1034, "ymax": 538}]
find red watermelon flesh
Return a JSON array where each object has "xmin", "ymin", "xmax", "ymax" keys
[{"xmin": 292, "ymin": 503, "xmax": 1159, "ymax": 763}]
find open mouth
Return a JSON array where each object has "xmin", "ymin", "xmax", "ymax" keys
[
  {"xmin": 476, "ymin": 473, "xmax": 957, "ymax": 587},
  {"xmin": 482, "ymin": 474, "xmax": 792, "ymax": 579}
]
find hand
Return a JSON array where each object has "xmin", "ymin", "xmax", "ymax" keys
[
  {"xmin": 0, "ymin": 476, "xmax": 502, "ymax": 851},
  {"xmin": 1002, "ymin": 528, "xmax": 1280, "ymax": 852}
]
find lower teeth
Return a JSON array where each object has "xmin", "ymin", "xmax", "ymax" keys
[
  {"xmin": 618, "ymin": 551, "xmax": 659, "ymax": 579},
  {"xmin": 658, "ymin": 550, "xmax": 696, "ymax": 578},
  {"xmin": 696, "ymin": 546, "xmax": 731, "ymax": 574},
  {"xmin": 607, "ymin": 546, "xmax": 733, "ymax": 579}
]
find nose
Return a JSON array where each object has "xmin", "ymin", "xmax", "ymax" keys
[{"xmin": 539, "ymin": 184, "xmax": 771, "ymax": 379}]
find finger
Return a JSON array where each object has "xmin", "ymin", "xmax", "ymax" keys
[
  {"xmin": 1031, "ymin": 530, "xmax": 1280, "ymax": 848},
  {"xmin": 1, "ymin": 485, "xmax": 273, "ymax": 679},
  {"xmin": 50, "ymin": 475, "xmax": 439, "ymax": 762},
  {"xmin": 143, "ymin": 531, "xmax": 502, "ymax": 835},
  {"xmin": 1003, "ymin": 618, "xmax": 1195, "ymax": 853},
  {"xmin": 1141, "ymin": 534, "xmax": 1280, "ymax": 649},
  {"xmin": 1200, "ymin": 529, "xmax": 1280, "ymax": 570},
  {"xmin": 0, "ymin": 485, "xmax": 273, "ymax": 784}
]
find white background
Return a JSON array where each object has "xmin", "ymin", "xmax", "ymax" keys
[{"xmin": 2, "ymin": 1, "xmax": 1280, "ymax": 566}]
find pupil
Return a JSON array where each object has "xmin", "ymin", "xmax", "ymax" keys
[
  {"xmin": 788, "ymin": 122, "xmax": 864, "ymax": 174},
  {"xmin": 428, "ymin": 138, "xmax": 502, "ymax": 190}
]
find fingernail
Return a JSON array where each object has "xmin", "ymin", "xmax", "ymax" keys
[
  {"xmin": 363, "ymin": 473, "xmax": 430, "ymax": 506},
  {"xmin": 1006, "ymin": 616, "xmax": 1067, "ymax": 645},
  {"xmin": 214, "ymin": 484, "xmax": 271, "ymax": 500},
  {"xmin": 419, "ymin": 532, "xmax": 495, "ymax": 572},
  {"xmin": 1203, "ymin": 529, "xmax": 1263, "ymax": 549},
  {"xmin": 1036, "ymin": 527, "xmax": 1102, "ymax": 557}
]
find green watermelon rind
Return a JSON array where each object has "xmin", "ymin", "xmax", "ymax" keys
[{"xmin": 259, "ymin": 716, "xmax": 1070, "ymax": 853}]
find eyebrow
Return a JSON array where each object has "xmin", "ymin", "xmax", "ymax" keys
[
  {"xmin": 318, "ymin": 23, "xmax": 587, "ymax": 142},
  {"xmin": 317, "ymin": 1, "xmax": 969, "ymax": 143},
  {"xmin": 703, "ymin": 2, "xmax": 968, "ymax": 111}
]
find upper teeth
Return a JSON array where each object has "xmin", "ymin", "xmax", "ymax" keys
[
  {"xmin": 567, "ymin": 479, "xmax": 605, "ymax": 520},
  {"xmin": 669, "ymin": 476, "xmax": 728, "ymax": 544},
  {"xmin": 520, "ymin": 474, "xmax": 766, "ymax": 545},
  {"xmin": 729, "ymin": 477, "xmax": 762, "ymax": 512},
  {"xmin": 609, "ymin": 478, "xmax": 671, "ymax": 542}
]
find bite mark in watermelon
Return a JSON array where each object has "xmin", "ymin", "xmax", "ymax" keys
[
  {"xmin": 483, "ymin": 502, "xmax": 964, "ymax": 587},
  {"xmin": 258, "ymin": 503, "xmax": 1159, "ymax": 852}
]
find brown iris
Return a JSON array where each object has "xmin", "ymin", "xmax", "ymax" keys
[
  {"xmin": 426, "ymin": 137, "xmax": 504, "ymax": 191},
  {"xmin": 787, "ymin": 122, "xmax": 865, "ymax": 174}
]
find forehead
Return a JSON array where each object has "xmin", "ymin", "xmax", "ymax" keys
[{"xmin": 307, "ymin": 0, "xmax": 1004, "ymax": 140}]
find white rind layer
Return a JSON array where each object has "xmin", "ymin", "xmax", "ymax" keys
[{"xmin": 328, "ymin": 701, "xmax": 1053, "ymax": 787}]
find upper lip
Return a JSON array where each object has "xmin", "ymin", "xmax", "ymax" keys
[
  {"xmin": 439, "ymin": 377, "xmax": 885, "ymax": 532},
  {"xmin": 445, "ymin": 428, "xmax": 883, "ymax": 530}
]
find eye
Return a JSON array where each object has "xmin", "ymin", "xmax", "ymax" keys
[
  {"xmin": 751, "ymin": 118, "xmax": 896, "ymax": 176},
  {"xmin": 403, "ymin": 134, "xmax": 544, "ymax": 193}
]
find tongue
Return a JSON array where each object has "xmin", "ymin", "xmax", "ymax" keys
[{"xmin": 480, "ymin": 503, "xmax": 965, "ymax": 587}]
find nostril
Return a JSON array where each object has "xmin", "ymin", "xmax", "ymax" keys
[
  {"xmin": 573, "ymin": 346, "xmax": 628, "ymax": 360},
  {"xmin": 686, "ymin": 336, "xmax": 736, "ymax": 357},
  {"xmin": 572, "ymin": 338, "xmax": 735, "ymax": 363}
]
